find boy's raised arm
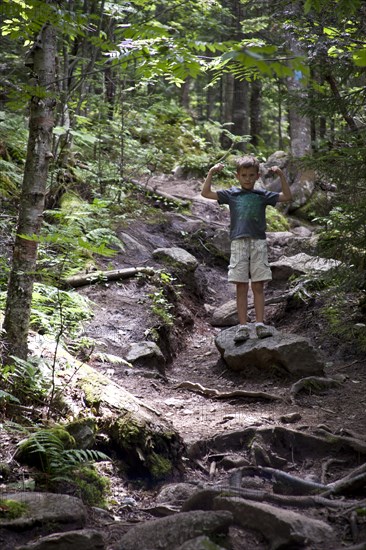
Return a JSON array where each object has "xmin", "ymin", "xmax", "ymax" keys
[
  {"xmin": 201, "ymin": 163, "xmax": 224, "ymax": 200},
  {"xmin": 270, "ymin": 166, "xmax": 292, "ymax": 203}
]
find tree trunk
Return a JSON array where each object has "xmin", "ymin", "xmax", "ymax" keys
[
  {"xmin": 180, "ymin": 77, "xmax": 191, "ymax": 110},
  {"xmin": 250, "ymin": 79, "xmax": 262, "ymax": 146},
  {"xmin": 232, "ymin": 78, "xmax": 249, "ymax": 151},
  {"xmin": 287, "ymin": 38, "xmax": 312, "ymax": 158},
  {"xmin": 3, "ymin": 23, "xmax": 56, "ymax": 361}
]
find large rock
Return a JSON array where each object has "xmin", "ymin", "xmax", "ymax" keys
[
  {"xmin": 0, "ymin": 493, "xmax": 87, "ymax": 530},
  {"xmin": 152, "ymin": 246, "xmax": 201, "ymax": 295},
  {"xmin": 213, "ymin": 497, "xmax": 335, "ymax": 550},
  {"xmin": 287, "ymin": 169, "xmax": 317, "ymax": 212},
  {"xmin": 115, "ymin": 510, "xmax": 233, "ymax": 550},
  {"xmin": 126, "ymin": 341, "xmax": 166, "ymax": 375},
  {"xmin": 211, "ymin": 299, "xmax": 238, "ymax": 327},
  {"xmin": 215, "ymin": 325, "xmax": 324, "ymax": 377},
  {"xmin": 152, "ymin": 247, "xmax": 198, "ymax": 271},
  {"xmin": 271, "ymin": 252, "xmax": 340, "ymax": 281}
]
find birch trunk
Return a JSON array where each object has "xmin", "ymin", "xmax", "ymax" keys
[{"xmin": 3, "ymin": 23, "xmax": 56, "ymax": 361}]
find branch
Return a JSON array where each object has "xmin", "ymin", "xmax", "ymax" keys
[{"xmin": 62, "ymin": 266, "xmax": 155, "ymax": 288}]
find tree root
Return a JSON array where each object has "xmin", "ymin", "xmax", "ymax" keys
[
  {"xmin": 321, "ymin": 462, "xmax": 366, "ymax": 497},
  {"xmin": 174, "ymin": 381, "xmax": 282, "ymax": 402},
  {"xmin": 182, "ymin": 484, "xmax": 359, "ymax": 512},
  {"xmin": 289, "ymin": 375, "xmax": 343, "ymax": 403},
  {"xmin": 238, "ymin": 465, "xmax": 327, "ymax": 495}
]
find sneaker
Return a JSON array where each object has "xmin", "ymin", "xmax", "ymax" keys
[
  {"xmin": 256, "ymin": 324, "xmax": 272, "ymax": 339},
  {"xmin": 234, "ymin": 325, "xmax": 249, "ymax": 343}
]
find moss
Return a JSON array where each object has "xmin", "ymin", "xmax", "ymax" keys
[
  {"xmin": 114, "ymin": 413, "xmax": 143, "ymax": 445},
  {"xmin": 79, "ymin": 371, "xmax": 108, "ymax": 411},
  {"xmin": 74, "ymin": 466, "xmax": 110, "ymax": 507},
  {"xmin": 266, "ymin": 205, "xmax": 290, "ymax": 232},
  {"xmin": 0, "ymin": 499, "xmax": 28, "ymax": 519},
  {"xmin": 148, "ymin": 452, "xmax": 173, "ymax": 480}
]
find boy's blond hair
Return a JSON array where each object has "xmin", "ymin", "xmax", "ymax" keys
[{"xmin": 235, "ymin": 155, "xmax": 260, "ymax": 174}]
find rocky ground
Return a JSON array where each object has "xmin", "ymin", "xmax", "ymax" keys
[{"xmin": 1, "ymin": 174, "xmax": 366, "ymax": 549}]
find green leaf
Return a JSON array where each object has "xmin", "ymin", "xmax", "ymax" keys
[{"xmin": 353, "ymin": 48, "xmax": 366, "ymax": 67}]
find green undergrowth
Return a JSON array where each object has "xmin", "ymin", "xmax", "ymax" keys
[
  {"xmin": 0, "ymin": 282, "xmax": 92, "ymax": 342},
  {"xmin": 267, "ymin": 205, "xmax": 290, "ymax": 232},
  {"xmin": 0, "ymin": 499, "xmax": 28, "ymax": 520},
  {"xmin": 15, "ymin": 426, "xmax": 110, "ymax": 506}
]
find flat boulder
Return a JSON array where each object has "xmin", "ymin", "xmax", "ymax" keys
[
  {"xmin": 271, "ymin": 252, "xmax": 340, "ymax": 281},
  {"xmin": 114, "ymin": 510, "xmax": 233, "ymax": 550},
  {"xmin": 215, "ymin": 324, "xmax": 324, "ymax": 377},
  {"xmin": 16, "ymin": 529, "xmax": 105, "ymax": 550},
  {"xmin": 213, "ymin": 497, "xmax": 335, "ymax": 549},
  {"xmin": 0, "ymin": 493, "xmax": 87, "ymax": 530},
  {"xmin": 152, "ymin": 247, "xmax": 198, "ymax": 271}
]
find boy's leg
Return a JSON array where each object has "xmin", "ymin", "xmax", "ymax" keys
[
  {"xmin": 251, "ymin": 280, "xmax": 265, "ymax": 323},
  {"xmin": 234, "ymin": 282, "xmax": 249, "ymax": 342},
  {"xmin": 251, "ymin": 280, "xmax": 272, "ymax": 338},
  {"xmin": 236, "ymin": 282, "xmax": 249, "ymax": 325}
]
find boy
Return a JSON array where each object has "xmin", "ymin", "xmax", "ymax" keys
[{"xmin": 201, "ymin": 155, "xmax": 292, "ymax": 343}]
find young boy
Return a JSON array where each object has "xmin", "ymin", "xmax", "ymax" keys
[{"xmin": 201, "ymin": 155, "xmax": 292, "ymax": 342}]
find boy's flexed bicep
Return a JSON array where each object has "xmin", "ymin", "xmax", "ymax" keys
[{"xmin": 201, "ymin": 163, "xmax": 224, "ymax": 201}]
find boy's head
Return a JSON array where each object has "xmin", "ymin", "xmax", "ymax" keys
[
  {"xmin": 235, "ymin": 155, "xmax": 260, "ymax": 190},
  {"xmin": 235, "ymin": 155, "xmax": 260, "ymax": 174}
]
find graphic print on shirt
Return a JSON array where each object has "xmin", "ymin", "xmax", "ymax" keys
[{"xmin": 233, "ymin": 192, "xmax": 263, "ymax": 224}]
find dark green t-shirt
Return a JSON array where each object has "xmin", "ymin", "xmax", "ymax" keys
[{"xmin": 217, "ymin": 186, "xmax": 279, "ymax": 240}]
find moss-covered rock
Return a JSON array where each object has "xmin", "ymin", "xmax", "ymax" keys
[
  {"xmin": 75, "ymin": 364, "xmax": 185, "ymax": 482},
  {"xmin": 0, "ymin": 499, "xmax": 28, "ymax": 519}
]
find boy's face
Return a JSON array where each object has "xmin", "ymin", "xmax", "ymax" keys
[{"xmin": 236, "ymin": 166, "xmax": 259, "ymax": 190}]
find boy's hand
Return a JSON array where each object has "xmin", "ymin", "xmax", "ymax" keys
[
  {"xmin": 209, "ymin": 163, "xmax": 224, "ymax": 175},
  {"xmin": 268, "ymin": 165, "xmax": 283, "ymax": 176}
]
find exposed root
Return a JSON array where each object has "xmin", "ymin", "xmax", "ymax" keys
[
  {"xmin": 174, "ymin": 381, "xmax": 282, "ymax": 402},
  {"xmin": 289, "ymin": 375, "xmax": 343, "ymax": 403}
]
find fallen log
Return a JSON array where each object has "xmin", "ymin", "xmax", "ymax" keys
[
  {"xmin": 130, "ymin": 178, "xmax": 191, "ymax": 208},
  {"xmin": 62, "ymin": 266, "xmax": 155, "ymax": 289},
  {"xmin": 31, "ymin": 334, "xmax": 185, "ymax": 481}
]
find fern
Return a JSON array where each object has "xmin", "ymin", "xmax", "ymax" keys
[
  {"xmin": 17, "ymin": 427, "xmax": 110, "ymax": 481},
  {"xmin": 0, "ymin": 389, "xmax": 20, "ymax": 404},
  {"xmin": 0, "ymin": 356, "xmax": 51, "ymax": 402}
]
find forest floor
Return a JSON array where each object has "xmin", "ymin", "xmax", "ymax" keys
[
  {"xmin": 1, "ymin": 174, "xmax": 366, "ymax": 549},
  {"xmin": 80, "ymin": 174, "xmax": 366, "ymax": 547}
]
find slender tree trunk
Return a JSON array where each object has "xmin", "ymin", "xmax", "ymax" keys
[
  {"xmin": 325, "ymin": 74, "xmax": 360, "ymax": 134},
  {"xmin": 232, "ymin": 78, "xmax": 249, "ymax": 151},
  {"xmin": 287, "ymin": 38, "xmax": 312, "ymax": 157},
  {"xmin": 3, "ymin": 23, "xmax": 56, "ymax": 362},
  {"xmin": 180, "ymin": 77, "xmax": 191, "ymax": 110},
  {"xmin": 250, "ymin": 79, "xmax": 262, "ymax": 146}
]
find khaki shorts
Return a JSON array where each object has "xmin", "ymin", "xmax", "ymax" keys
[{"xmin": 228, "ymin": 238, "xmax": 272, "ymax": 283}]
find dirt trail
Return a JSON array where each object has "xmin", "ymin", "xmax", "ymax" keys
[{"xmin": 81, "ymin": 175, "xmax": 366, "ymax": 447}]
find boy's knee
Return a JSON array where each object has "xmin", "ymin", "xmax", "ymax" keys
[
  {"xmin": 251, "ymin": 281, "xmax": 264, "ymax": 293},
  {"xmin": 236, "ymin": 282, "xmax": 249, "ymax": 292}
]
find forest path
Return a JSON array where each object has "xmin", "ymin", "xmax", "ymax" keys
[{"xmin": 81, "ymin": 174, "xmax": 366, "ymax": 454}]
